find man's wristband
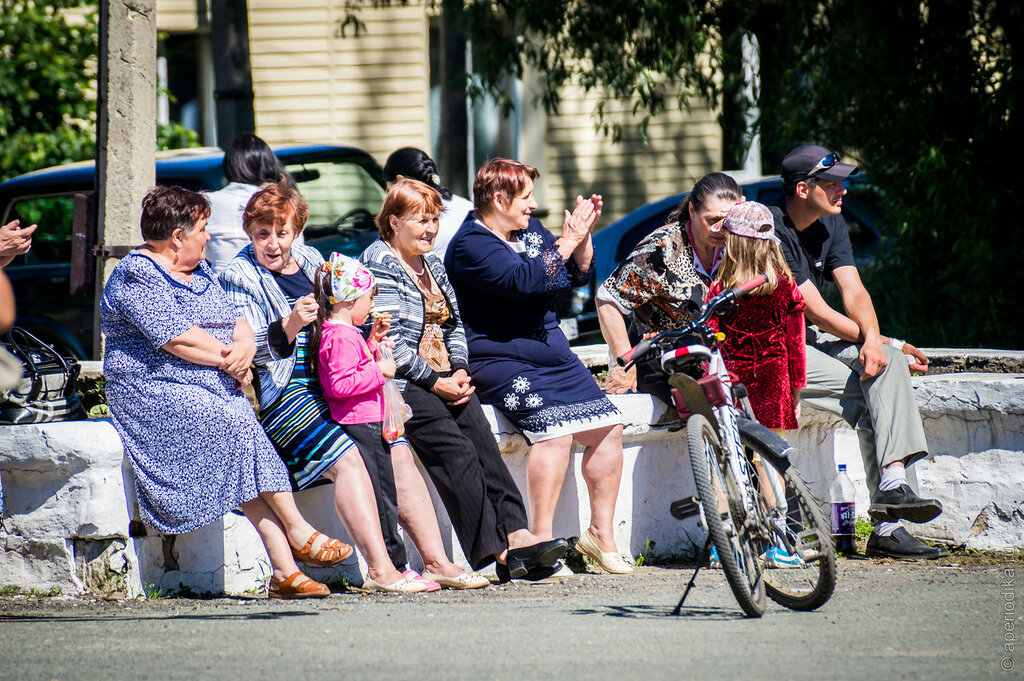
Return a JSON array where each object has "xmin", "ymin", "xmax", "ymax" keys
[{"xmin": 888, "ymin": 337, "xmax": 905, "ymax": 352}]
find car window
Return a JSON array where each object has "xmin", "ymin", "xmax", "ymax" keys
[
  {"xmin": 6, "ymin": 194, "xmax": 77, "ymax": 265},
  {"xmin": 286, "ymin": 159, "xmax": 386, "ymax": 258},
  {"xmin": 286, "ymin": 160, "xmax": 385, "ymax": 230},
  {"xmin": 752, "ymin": 186, "xmax": 784, "ymax": 206}
]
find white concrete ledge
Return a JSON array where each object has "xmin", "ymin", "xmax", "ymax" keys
[{"xmin": 2, "ymin": 370, "xmax": 1022, "ymax": 597}]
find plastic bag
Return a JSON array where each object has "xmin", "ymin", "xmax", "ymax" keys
[{"xmin": 377, "ymin": 343, "xmax": 412, "ymax": 442}]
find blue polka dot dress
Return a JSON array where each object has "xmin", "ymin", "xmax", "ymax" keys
[{"xmin": 101, "ymin": 252, "xmax": 291, "ymax": 534}]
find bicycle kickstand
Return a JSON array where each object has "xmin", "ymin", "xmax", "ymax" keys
[{"xmin": 672, "ymin": 536, "xmax": 712, "ymax": 616}]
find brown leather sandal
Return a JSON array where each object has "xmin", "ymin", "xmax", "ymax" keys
[
  {"xmin": 268, "ymin": 572, "xmax": 331, "ymax": 599},
  {"xmin": 292, "ymin": 531, "xmax": 354, "ymax": 567}
]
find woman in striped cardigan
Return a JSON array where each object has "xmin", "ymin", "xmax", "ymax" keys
[
  {"xmin": 361, "ymin": 179, "xmax": 569, "ymax": 582},
  {"xmin": 220, "ymin": 181, "xmax": 484, "ymax": 591}
]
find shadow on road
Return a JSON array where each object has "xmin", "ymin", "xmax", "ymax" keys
[
  {"xmin": 571, "ymin": 604, "xmax": 744, "ymax": 621},
  {"xmin": 0, "ymin": 610, "xmax": 316, "ymax": 624}
]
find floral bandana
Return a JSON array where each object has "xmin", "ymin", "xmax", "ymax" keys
[{"xmin": 325, "ymin": 252, "xmax": 376, "ymax": 304}]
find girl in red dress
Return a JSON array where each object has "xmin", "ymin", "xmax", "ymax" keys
[{"xmin": 707, "ymin": 201, "xmax": 806, "ymax": 431}]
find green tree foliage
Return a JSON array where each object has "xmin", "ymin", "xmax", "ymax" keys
[
  {"xmin": 0, "ymin": 2, "xmax": 200, "ymax": 184},
  {"xmin": 0, "ymin": 1, "xmax": 97, "ymax": 181},
  {"xmin": 748, "ymin": 2, "xmax": 1022, "ymax": 349},
  {"xmin": 355, "ymin": 0, "xmax": 1021, "ymax": 347}
]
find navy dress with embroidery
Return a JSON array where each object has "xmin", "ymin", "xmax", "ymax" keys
[{"xmin": 446, "ymin": 216, "xmax": 621, "ymax": 443}]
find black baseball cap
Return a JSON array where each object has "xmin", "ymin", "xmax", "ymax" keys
[{"xmin": 781, "ymin": 145, "xmax": 859, "ymax": 185}]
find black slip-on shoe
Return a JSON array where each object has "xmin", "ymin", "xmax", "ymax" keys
[
  {"xmin": 505, "ymin": 538, "xmax": 569, "ymax": 577},
  {"xmin": 495, "ymin": 561, "xmax": 569, "ymax": 584},
  {"xmin": 868, "ymin": 484, "xmax": 943, "ymax": 523},
  {"xmin": 865, "ymin": 527, "xmax": 948, "ymax": 560}
]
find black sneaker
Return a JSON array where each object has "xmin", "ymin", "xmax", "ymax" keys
[
  {"xmin": 868, "ymin": 484, "xmax": 943, "ymax": 523},
  {"xmin": 865, "ymin": 527, "xmax": 948, "ymax": 560}
]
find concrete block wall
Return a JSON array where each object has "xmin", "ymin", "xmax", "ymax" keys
[{"xmin": 2, "ymin": 371, "xmax": 1022, "ymax": 597}]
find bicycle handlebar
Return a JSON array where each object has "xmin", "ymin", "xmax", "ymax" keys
[{"xmin": 616, "ymin": 273, "xmax": 768, "ymax": 368}]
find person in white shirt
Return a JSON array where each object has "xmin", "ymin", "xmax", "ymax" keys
[
  {"xmin": 382, "ymin": 147, "xmax": 474, "ymax": 261},
  {"xmin": 205, "ymin": 133, "xmax": 299, "ymax": 274}
]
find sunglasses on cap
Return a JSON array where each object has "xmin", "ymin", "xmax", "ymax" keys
[{"xmin": 803, "ymin": 151, "xmax": 841, "ymax": 181}]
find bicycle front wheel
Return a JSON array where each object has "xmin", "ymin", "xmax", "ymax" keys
[
  {"xmin": 687, "ymin": 414, "xmax": 766, "ymax": 617},
  {"xmin": 740, "ymin": 433, "xmax": 836, "ymax": 611}
]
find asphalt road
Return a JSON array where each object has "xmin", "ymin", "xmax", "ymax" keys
[{"xmin": 0, "ymin": 557, "xmax": 1017, "ymax": 681}]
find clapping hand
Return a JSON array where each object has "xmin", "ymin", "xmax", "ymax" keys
[{"xmin": 562, "ymin": 194, "xmax": 603, "ymax": 244}]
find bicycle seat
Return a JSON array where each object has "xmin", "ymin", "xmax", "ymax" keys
[{"xmin": 660, "ymin": 343, "xmax": 712, "ymax": 374}]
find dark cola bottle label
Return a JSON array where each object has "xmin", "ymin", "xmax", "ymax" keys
[{"xmin": 831, "ymin": 502, "xmax": 857, "ymax": 555}]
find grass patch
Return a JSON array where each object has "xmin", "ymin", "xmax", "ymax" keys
[
  {"xmin": 855, "ymin": 517, "xmax": 873, "ymax": 540},
  {"xmin": 143, "ymin": 583, "xmax": 169, "ymax": 600},
  {"xmin": 633, "ymin": 538, "xmax": 697, "ymax": 567}
]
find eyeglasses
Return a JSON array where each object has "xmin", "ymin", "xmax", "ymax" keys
[{"xmin": 803, "ymin": 151, "xmax": 841, "ymax": 181}]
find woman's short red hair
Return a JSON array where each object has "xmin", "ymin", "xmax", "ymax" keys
[
  {"xmin": 243, "ymin": 181, "xmax": 309, "ymax": 235},
  {"xmin": 375, "ymin": 178, "xmax": 443, "ymax": 240},
  {"xmin": 473, "ymin": 158, "xmax": 539, "ymax": 213}
]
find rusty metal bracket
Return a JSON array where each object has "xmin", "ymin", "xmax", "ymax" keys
[{"xmin": 91, "ymin": 245, "xmax": 135, "ymax": 259}]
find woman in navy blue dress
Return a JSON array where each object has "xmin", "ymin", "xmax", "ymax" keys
[{"xmin": 445, "ymin": 159, "xmax": 633, "ymax": 574}]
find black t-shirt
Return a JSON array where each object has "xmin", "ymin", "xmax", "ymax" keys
[
  {"xmin": 266, "ymin": 268, "xmax": 315, "ymax": 357},
  {"xmin": 770, "ymin": 196, "xmax": 856, "ymax": 289},
  {"xmin": 271, "ymin": 268, "xmax": 314, "ymax": 298}
]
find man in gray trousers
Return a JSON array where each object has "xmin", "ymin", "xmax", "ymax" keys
[{"xmin": 769, "ymin": 145, "xmax": 946, "ymax": 559}]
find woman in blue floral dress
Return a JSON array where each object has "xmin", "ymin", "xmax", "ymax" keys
[
  {"xmin": 102, "ymin": 186, "xmax": 351, "ymax": 599},
  {"xmin": 445, "ymin": 159, "xmax": 633, "ymax": 575}
]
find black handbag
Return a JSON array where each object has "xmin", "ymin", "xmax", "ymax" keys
[{"xmin": 0, "ymin": 327, "xmax": 86, "ymax": 424}]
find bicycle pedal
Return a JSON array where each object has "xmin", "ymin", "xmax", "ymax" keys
[{"xmin": 670, "ymin": 496, "xmax": 701, "ymax": 520}]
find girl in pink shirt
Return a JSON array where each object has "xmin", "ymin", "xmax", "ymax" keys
[
  {"xmin": 311, "ymin": 253, "xmax": 395, "ymax": 423},
  {"xmin": 311, "ymin": 254, "xmax": 407, "ymax": 579}
]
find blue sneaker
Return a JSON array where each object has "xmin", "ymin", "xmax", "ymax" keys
[
  {"xmin": 707, "ymin": 545, "xmax": 720, "ymax": 568},
  {"xmin": 763, "ymin": 545, "xmax": 803, "ymax": 569}
]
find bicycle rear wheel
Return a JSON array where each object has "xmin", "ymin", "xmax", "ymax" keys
[
  {"xmin": 740, "ymin": 435, "xmax": 836, "ymax": 611},
  {"xmin": 687, "ymin": 414, "xmax": 766, "ymax": 617}
]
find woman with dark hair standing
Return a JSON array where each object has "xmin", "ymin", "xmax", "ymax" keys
[
  {"xmin": 206, "ymin": 132, "xmax": 298, "ymax": 273},
  {"xmin": 597, "ymin": 172, "xmax": 744, "ymax": 402},
  {"xmin": 382, "ymin": 148, "xmax": 474, "ymax": 260}
]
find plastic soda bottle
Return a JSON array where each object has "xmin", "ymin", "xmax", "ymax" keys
[{"xmin": 830, "ymin": 464, "xmax": 857, "ymax": 555}]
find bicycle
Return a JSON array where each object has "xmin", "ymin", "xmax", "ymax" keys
[{"xmin": 618, "ymin": 274, "xmax": 836, "ymax": 617}]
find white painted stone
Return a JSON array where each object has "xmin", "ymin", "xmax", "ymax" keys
[{"xmin": 2, "ymin": 371, "xmax": 1023, "ymax": 597}]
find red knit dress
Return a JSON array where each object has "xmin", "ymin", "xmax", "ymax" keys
[{"xmin": 707, "ymin": 274, "xmax": 807, "ymax": 430}]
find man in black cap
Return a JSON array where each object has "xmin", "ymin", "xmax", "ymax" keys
[{"xmin": 770, "ymin": 144, "xmax": 946, "ymax": 559}]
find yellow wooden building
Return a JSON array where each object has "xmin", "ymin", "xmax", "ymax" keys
[{"xmin": 156, "ymin": 0, "xmax": 723, "ymax": 223}]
